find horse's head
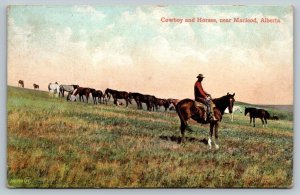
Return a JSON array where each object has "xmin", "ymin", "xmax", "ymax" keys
[
  {"xmin": 244, "ymin": 107, "xmax": 249, "ymax": 116},
  {"xmin": 104, "ymin": 88, "xmax": 110, "ymax": 95},
  {"xmin": 127, "ymin": 93, "xmax": 133, "ymax": 104},
  {"xmin": 89, "ymin": 88, "xmax": 96, "ymax": 93},
  {"xmin": 226, "ymin": 92, "xmax": 235, "ymax": 113}
]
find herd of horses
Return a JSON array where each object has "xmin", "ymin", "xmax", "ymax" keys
[
  {"xmin": 18, "ymin": 80, "xmax": 39, "ymax": 90},
  {"xmin": 17, "ymin": 80, "xmax": 279, "ymax": 150},
  {"xmin": 49, "ymin": 82, "xmax": 177, "ymax": 111}
]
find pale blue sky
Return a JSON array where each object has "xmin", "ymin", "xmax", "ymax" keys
[{"xmin": 8, "ymin": 5, "xmax": 292, "ymax": 50}]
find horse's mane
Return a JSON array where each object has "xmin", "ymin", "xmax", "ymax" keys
[{"xmin": 213, "ymin": 95, "xmax": 232, "ymax": 115}]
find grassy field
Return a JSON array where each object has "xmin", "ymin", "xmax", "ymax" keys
[{"xmin": 7, "ymin": 86, "xmax": 293, "ymax": 188}]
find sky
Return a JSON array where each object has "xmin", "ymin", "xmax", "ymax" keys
[{"xmin": 7, "ymin": 5, "xmax": 293, "ymax": 105}]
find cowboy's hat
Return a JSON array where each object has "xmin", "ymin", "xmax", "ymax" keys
[{"xmin": 196, "ymin": 74, "xmax": 205, "ymax": 78}]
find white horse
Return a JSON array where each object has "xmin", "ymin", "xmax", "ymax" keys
[
  {"xmin": 59, "ymin": 84, "xmax": 79, "ymax": 97},
  {"xmin": 48, "ymin": 82, "xmax": 60, "ymax": 97},
  {"xmin": 224, "ymin": 106, "xmax": 243, "ymax": 122}
]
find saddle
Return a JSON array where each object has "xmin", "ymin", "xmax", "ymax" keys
[
  {"xmin": 194, "ymin": 101, "xmax": 206, "ymax": 110},
  {"xmin": 194, "ymin": 100, "xmax": 216, "ymax": 122},
  {"xmin": 194, "ymin": 101, "xmax": 215, "ymax": 109}
]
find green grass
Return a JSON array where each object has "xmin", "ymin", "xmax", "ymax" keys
[{"xmin": 7, "ymin": 86, "xmax": 293, "ymax": 188}]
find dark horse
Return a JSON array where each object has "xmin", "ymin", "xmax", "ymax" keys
[
  {"xmin": 176, "ymin": 93, "xmax": 235, "ymax": 149},
  {"xmin": 105, "ymin": 88, "xmax": 131, "ymax": 107},
  {"xmin": 129, "ymin": 92, "xmax": 157, "ymax": 111},
  {"xmin": 72, "ymin": 87, "xmax": 91, "ymax": 103},
  {"xmin": 244, "ymin": 107, "xmax": 270, "ymax": 127},
  {"xmin": 33, "ymin": 83, "xmax": 39, "ymax": 90},
  {"xmin": 90, "ymin": 89, "xmax": 104, "ymax": 104}
]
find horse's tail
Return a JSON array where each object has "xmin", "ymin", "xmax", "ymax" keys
[{"xmin": 176, "ymin": 100, "xmax": 188, "ymax": 127}]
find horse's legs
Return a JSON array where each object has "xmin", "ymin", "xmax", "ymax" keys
[
  {"xmin": 231, "ymin": 113, "xmax": 233, "ymax": 122},
  {"xmin": 250, "ymin": 117, "xmax": 252, "ymax": 125},
  {"xmin": 113, "ymin": 98, "xmax": 117, "ymax": 106},
  {"xmin": 253, "ymin": 118, "xmax": 256, "ymax": 127},
  {"xmin": 140, "ymin": 102, "xmax": 143, "ymax": 109},
  {"xmin": 265, "ymin": 118, "xmax": 268, "ymax": 128},
  {"xmin": 261, "ymin": 118, "xmax": 265, "ymax": 128},
  {"xmin": 209, "ymin": 123, "xmax": 214, "ymax": 149},
  {"xmin": 214, "ymin": 122, "xmax": 219, "ymax": 149},
  {"xmin": 126, "ymin": 99, "xmax": 128, "ymax": 107},
  {"xmin": 86, "ymin": 93, "xmax": 89, "ymax": 103},
  {"xmin": 180, "ymin": 120, "xmax": 186, "ymax": 143}
]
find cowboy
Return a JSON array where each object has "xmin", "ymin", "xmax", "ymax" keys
[{"xmin": 194, "ymin": 74, "xmax": 217, "ymax": 122}]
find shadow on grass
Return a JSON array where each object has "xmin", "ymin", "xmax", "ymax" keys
[{"xmin": 159, "ymin": 135, "xmax": 208, "ymax": 145}]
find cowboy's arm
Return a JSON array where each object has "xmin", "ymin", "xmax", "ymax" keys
[
  {"xmin": 202, "ymin": 85, "xmax": 211, "ymax": 97},
  {"xmin": 195, "ymin": 82, "xmax": 208, "ymax": 97}
]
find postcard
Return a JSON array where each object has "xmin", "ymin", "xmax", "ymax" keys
[{"xmin": 7, "ymin": 5, "xmax": 293, "ymax": 188}]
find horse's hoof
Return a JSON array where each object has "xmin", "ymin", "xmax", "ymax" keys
[{"xmin": 215, "ymin": 145, "xmax": 220, "ymax": 150}]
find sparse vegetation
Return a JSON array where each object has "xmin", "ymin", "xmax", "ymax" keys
[{"xmin": 7, "ymin": 86, "xmax": 293, "ymax": 188}]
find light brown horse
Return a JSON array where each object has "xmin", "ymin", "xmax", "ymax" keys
[
  {"xmin": 176, "ymin": 93, "xmax": 235, "ymax": 149},
  {"xmin": 18, "ymin": 80, "xmax": 24, "ymax": 88}
]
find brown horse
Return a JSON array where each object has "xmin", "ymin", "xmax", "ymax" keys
[
  {"xmin": 18, "ymin": 80, "xmax": 24, "ymax": 88},
  {"xmin": 176, "ymin": 93, "xmax": 235, "ymax": 149},
  {"xmin": 156, "ymin": 98, "xmax": 170, "ymax": 111},
  {"xmin": 128, "ymin": 92, "xmax": 157, "ymax": 111},
  {"xmin": 96, "ymin": 90, "xmax": 105, "ymax": 104},
  {"xmin": 168, "ymin": 98, "xmax": 180, "ymax": 108},
  {"xmin": 33, "ymin": 83, "xmax": 39, "ymax": 90},
  {"xmin": 72, "ymin": 87, "xmax": 91, "ymax": 103},
  {"xmin": 245, "ymin": 107, "xmax": 270, "ymax": 127},
  {"xmin": 105, "ymin": 88, "xmax": 131, "ymax": 107},
  {"xmin": 90, "ymin": 89, "xmax": 104, "ymax": 104}
]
